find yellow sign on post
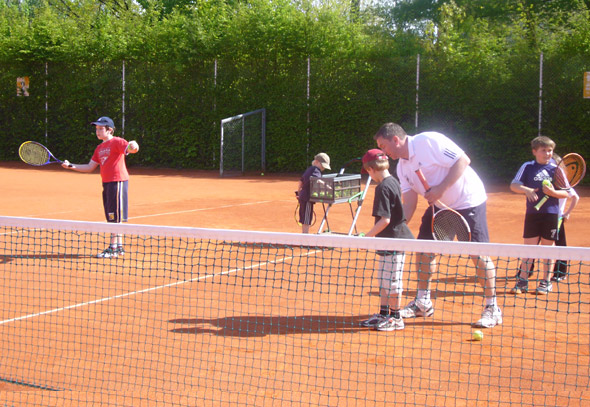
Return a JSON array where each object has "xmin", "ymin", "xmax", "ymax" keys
[{"xmin": 584, "ymin": 72, "xmax": 590, "ymax": 99}]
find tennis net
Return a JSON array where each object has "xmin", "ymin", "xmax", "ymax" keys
[{"xmin": 0, "ymin": 216, "xmax": 588, "ymax": 406}]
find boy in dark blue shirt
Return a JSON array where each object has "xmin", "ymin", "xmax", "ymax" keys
[
  {"xmin": 510, "ymin": 136, "xmax": 569, "ymax": 295},
  {"xmin": 296, "ymin": 153, "xmax": 330, "ymax": 233}
]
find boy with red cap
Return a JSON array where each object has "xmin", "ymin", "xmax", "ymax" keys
[{"xmin": 359, "ymin": 149, "xmax": 414, "ymax": 331}]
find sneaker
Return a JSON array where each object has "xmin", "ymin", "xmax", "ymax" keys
[
  {"xmin": 97, "ymin": 247, "xmax": 120, "ymax": 259},
  {"xmin": 474, "ymin": 305, "xmax": 503, "ymax": 328},
  {"xmin": 510, "ymin": 277, "xmax": 528, "ymax": 294},
  {"xmin": 376, "ymin": 315, "xmax": 404, "ymax": 331},
  {"xmin": 360, "ymin": 314, "xmax": 388, "ymax": 328},
  {"xmin": 116, "ymin": 246, "xmax": 125, "ymax": 256},
  {"xmin": 536, "ymin": 280, "xmax": 553, "ymax": 295},
  {"xmin": 551, "ymin": 273, "xmax": 566, "ymax": 282},
  {"xmin": 399, "ymin": 300, "xmax": 434, "ymax": 319}
]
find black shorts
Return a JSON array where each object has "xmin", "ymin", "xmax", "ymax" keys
[
  {"xmin": 102, "ymin": 181, "xmax": 128, "ymax": 223},
  {"xmin": 298, "ymin": 201, "xmax": 314, "ymax": 225},
  {"xmin": 417, "ymin": 201, "xmax": 490, "ymax": 242},
  {"xmin": 523, "ymin": 212, "xmax": 559, "ymax": 241}
]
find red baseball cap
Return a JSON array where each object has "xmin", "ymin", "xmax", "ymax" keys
[{"xmin": 362, "ymin": 149, "xmax": 387, "ymax": 165}]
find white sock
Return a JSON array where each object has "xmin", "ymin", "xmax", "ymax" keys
[{"xmin": 416, "ymin": 290, "xmax": 430, "ymax": 302}]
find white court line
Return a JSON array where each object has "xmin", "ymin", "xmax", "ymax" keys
[{"xmin": 0, "ymin": 249, "xmax": 319, "ymax": 326}]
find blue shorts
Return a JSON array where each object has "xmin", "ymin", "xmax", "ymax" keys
[
  {"xmin": 417, "ymin": 201, "xmax": 490, "ymax": 242},
  {"xmin": 102, "ymin": 181, "xmax": 128, "ymax": 223}
]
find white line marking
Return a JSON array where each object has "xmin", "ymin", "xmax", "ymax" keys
[{"xmin": 0, "ymin": 249, "xmax": 320, "ymax": 326}]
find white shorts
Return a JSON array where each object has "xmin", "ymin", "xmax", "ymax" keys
[{"xmin": 377, "ymin": 253, "xmax": 406, "ymax": 294}]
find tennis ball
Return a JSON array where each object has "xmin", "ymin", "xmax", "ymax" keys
[
  {"xmin": 260, "ymin": 172, "xmax": 264, "ymax": 176},
  {"xmin": 542, "ymin": 179, "xmax": 551, "ymax": 187},
  {"xmin": 472, "ymin": 330, "xmax": 484, "ymax": 341}
]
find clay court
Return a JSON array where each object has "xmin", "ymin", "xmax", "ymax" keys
[{"xmin": 0, "ymin": 162, "xmax": 589, "ymax": 406}]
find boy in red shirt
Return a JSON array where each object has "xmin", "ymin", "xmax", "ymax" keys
[{"xmin": 62, "ymin": 116, "xmax": 139, "ymax": 258}]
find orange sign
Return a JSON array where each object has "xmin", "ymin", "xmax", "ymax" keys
[
  {"xmin": 17, "ymin": 76, "xmax": 29, "ymax": 97},
  {"xmin": 584, "ymin": 72, "xmax": 590, "ymax": 99}
]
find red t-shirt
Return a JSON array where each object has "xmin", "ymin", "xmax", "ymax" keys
[{"xmin": 91, "ymin": 137, "xmax": 129, "ymax": 183}]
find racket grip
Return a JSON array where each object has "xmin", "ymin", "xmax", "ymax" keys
[{"xmin": 534, "ymin": 195, "xmax": 548, "ymax": 211}]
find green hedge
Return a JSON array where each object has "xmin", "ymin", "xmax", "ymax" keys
[{"xmin": 2, "ymin": 52, "xmax": 589, "ymax": 182}]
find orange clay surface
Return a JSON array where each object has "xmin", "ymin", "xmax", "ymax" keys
[{"xmin": 0, "ymin": 162, "xmax": 589, "ymax": 405}]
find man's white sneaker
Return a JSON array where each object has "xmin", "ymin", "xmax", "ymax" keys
[
  {"xmin": 474, "ymin": 305, "xmax": 503, "ymax": 328},
  {"xmin": 399, "ymin": 300, "xmax": 434, "ymax": 319}
]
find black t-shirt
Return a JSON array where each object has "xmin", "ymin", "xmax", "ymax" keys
[{"xmin": 372, "ymin": 175, "xmax": 414, "ymax": 241}]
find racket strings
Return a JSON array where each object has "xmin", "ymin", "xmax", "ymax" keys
[
  {"xmin": 20, "ymin": 143, "xmax": 50, "ymax": 165},
  {"xmin": 553, "ymin": 163, "xmax": 571, "ymax": 189},
  {"xmin": 433, "ymin": 210, "xmax": 471, "ymax": 242}
]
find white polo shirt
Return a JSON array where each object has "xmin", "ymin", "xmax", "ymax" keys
[{"xmin": 396, "ymin": 132, "xmax": 488, "ymax": 210}]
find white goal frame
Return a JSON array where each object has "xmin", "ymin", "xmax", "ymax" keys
[{"xmin": 220, "ymin": 108, "xmax": 266, "ymax": 177}]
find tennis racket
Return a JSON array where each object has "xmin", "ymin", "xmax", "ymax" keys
[
  {"xmin": 19, "ymin": 141, "xmax": 66, "ymax": 166},
  {"xmin": 415, "ymin": 169, "xmax": 471, "ymax": 242},
  {"xmin": 294, "ymin": 202, "xmax": 316, "ymax": 227},
  {"xmin": 534, "ymin": 153, "xmax": 586, "ymax": 210}
]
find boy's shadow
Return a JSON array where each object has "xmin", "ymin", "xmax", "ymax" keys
[
  {"xmin": 170, "ymin": 312, "xmax": 465, "ymax": 337},
  {"xmin": 0, "ymin": 253, "xmax": 88, "ymax": 264},
  {"xmin": 170, "ymin": 315, "xmax": 367, "ymax": 337}
]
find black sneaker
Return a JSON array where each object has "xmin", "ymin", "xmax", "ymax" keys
[
  {"xmin": 510, "ymin": 277, "xmax": 528, "ymax": 294},
  {"xmin": 360, "ymin": 314, "xmax": 387, "ymax": 327}
]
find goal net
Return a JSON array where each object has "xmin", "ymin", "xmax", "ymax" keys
[{"xmin": 220, "ymin": 108, "xmax": 266, "ymax": 176}]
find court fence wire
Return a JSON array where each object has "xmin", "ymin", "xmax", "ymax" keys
[{"xmin": 0, "ymin": 216, "xmax": 588, "ymax": 406}]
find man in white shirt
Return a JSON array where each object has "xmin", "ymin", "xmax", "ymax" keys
[{"xmin": 373, "ymin": 122, "xmax": 502, "ymax": 328}]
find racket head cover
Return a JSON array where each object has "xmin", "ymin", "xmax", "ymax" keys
[{"xmin": 558, "ymin": 153, "xmax": 586, "ymax": 188}]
